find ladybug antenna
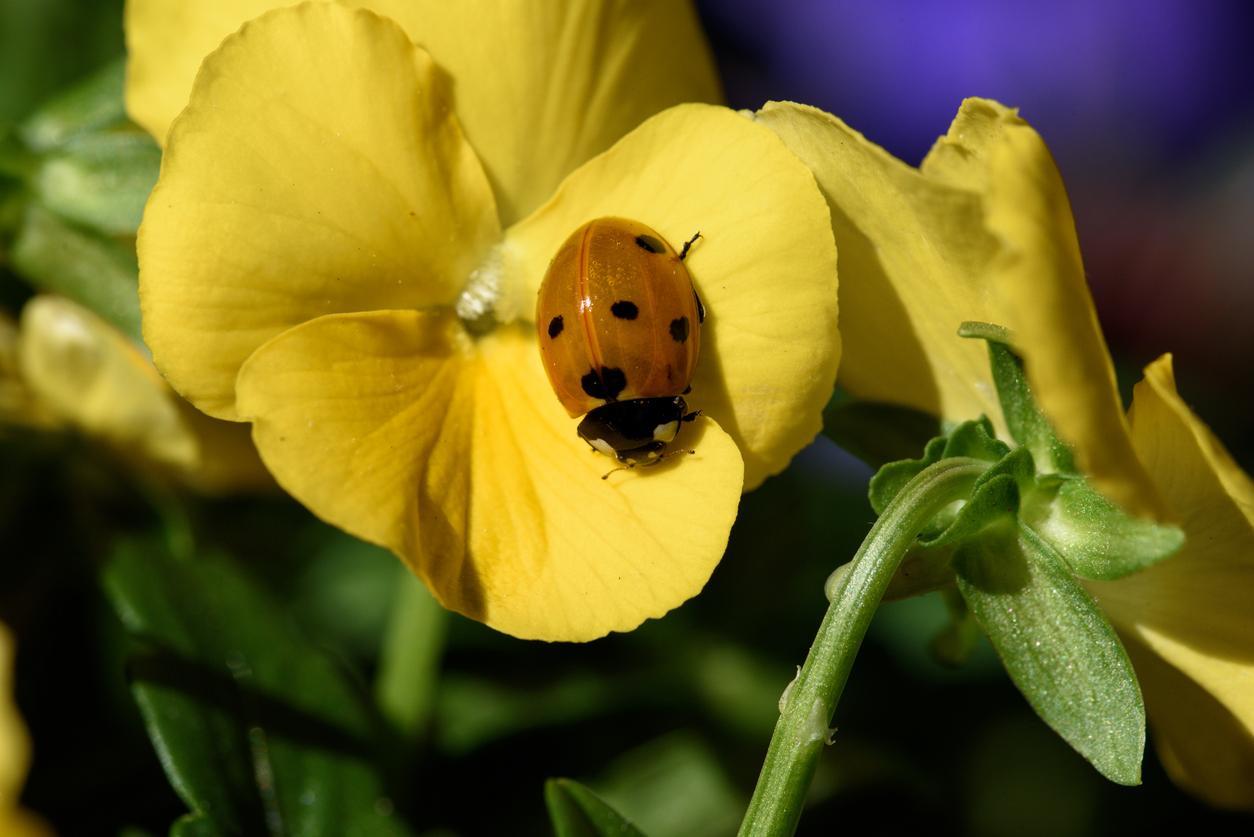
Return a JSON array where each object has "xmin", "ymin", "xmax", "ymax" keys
[{"xmin": 679, "ymin": 231, "xmax": 702, "ymax": 261}]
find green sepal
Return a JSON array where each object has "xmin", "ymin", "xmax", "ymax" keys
[
  {"xmin": 822, "ymin": 395, "xmax": 942, "ymax": 469},
  {"xmin": 1024, "ymin": 476, "xmax": 1184, "ymax": 580},
  {"xmin": 958, "ymin": 321, "xmax": 1076, "ymax": 474},
  {"xmin": 101, "ymin": 537, "xmax": 413, "ymax": 837},
  {"xmin": 18, "ymin": 59, "xmax": 128, "ymax": 152},
  {"xmin": 32, "ymin": 130, "xmax": 159, "ymax": 236},
  {"xmin": 545, "ymin": 778, "xmax": 646, "ymax": 837},
  {"xmin": 954, "ymin": 523, "xmax": 1145, "ymax": 785},
  {"xmin": 868, "ymin": 417, "xmax": 1006, "ymax": 516},
  {"xmin": 922, "ymin": 448, "xmax": 1036, "ymax": 547},
  {"xmin": 880, "ymin": 544, "xmax": 957, "ymax": 600},
  {"xmin": 8, "ymin": 202, "xmax": 141, "ymax": 341}
]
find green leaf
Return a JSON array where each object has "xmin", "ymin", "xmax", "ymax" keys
[
  {"xmin": 545, "ymin": 778, "xmax": 646, "ymax": 837},
  {"xmin": 954, "ymin": 523, "xmax": 1145, "ymax": 785},
  {"xmin": 33, "ymin": 130, "xmax": 160, "ymax": 235},
  {"xmin": 101, "ymin": 537, "xmax": 413, "ymax": 836},
  {"xmin": 958, "ymin": 321, "xmax": 1075, "ymax": 474},
  {"xmin": 375, "ymin": 573, "xmax": 447, "ymax": 740},
  {"xmin": 593, "ymin": 734, "xmax": 742, "ymax": 837},
  {"xmin": 1023, "ymin": 476, "xmax": 1184, "ymax": 580},
  {"xmin": 18, "ymin": 59, "xmax": 127, "ymax": 151},
  {"xmin": 169, "ymin": 814, "xmax": 219, "ymax": 837},
  {"xmin": 822, "ymin": 396, "xmax": 941, "ymax": 468},
  {"xmin": 8, "ymin": 202, "xmax": 141, "ymax": 341}
]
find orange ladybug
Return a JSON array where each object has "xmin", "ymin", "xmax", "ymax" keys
[{"xmin": 536, "ymin": 217, "xmax": 704, "ymax": 469}]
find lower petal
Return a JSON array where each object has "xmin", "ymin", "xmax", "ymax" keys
[{"xmin": 236, "ymin": 311, "xmax": 744, "ymax": 641}]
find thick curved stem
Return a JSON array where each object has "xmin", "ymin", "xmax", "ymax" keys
[{"xmin": 738, "ymin": 457, "xmax": 987, "ymax": 837}]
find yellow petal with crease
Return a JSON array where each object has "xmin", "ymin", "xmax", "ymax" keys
[
  {"xmin": 506, "ymin": 104, "xmax": 839, "ymax": 490},
  {"xmin": 1087, "ymin": 355, "xmax": 1254, "ymax": 806},
  {"xmin": 139, "ymin": 3, "xmax": 499, "ymax": 420},
  {"xmin": 127, "ymin": 0, "xmax": 719, "ymax": 226},
  {"xmin": 758, "ymin": 99, "xmax": 1161, "ymax": 517},
  {"xmin": 236, "ymin": 310, "xmax": 744, "ymax": 641}
]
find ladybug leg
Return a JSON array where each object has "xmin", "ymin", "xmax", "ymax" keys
[
  {"xmin": 682, "ymin": 410, "xmax": 701, "ymax": 423},
  {"xmin": 679, "ymin": 231, "xmax": 702, "ymax": 261}
]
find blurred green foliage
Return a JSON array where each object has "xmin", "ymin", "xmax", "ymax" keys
[{"xmin": 0, "ymin": 0, "xmax": 125, "ymax": 130}]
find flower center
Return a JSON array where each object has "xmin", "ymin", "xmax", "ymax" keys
[{"xmin": 455, "ymin": 243, "xmax": 510, "ymax": 336}]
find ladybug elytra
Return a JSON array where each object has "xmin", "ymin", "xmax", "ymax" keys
[{"xmin": 536, "ymin": 217, "xmax": 705, "ymax": 472}]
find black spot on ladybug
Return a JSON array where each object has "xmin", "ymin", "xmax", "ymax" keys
[
  {"xmin": 635, "ymin": 234, "xmax": 664, "ymax": 254},
  {"xmin": 682, "ymin": 385, "xmax": 692, "ymax": 395},
  {"xmin": 581, "ymin": 366, "xmax": 628, "ymax": 400},
  {"xmin": 669, "ymin": 316, "xmax": 690, "ymax": 343},
  {"xmin": 693, "ymin": 290, "xmax": 706, "ymax": 323},
  {"xmin": 548, "ymin": 315, "xmax": 564, "ymax": 338},
  {"xmin": 611, "ymin": 300, "xmax": 639, "ymax": 320}
]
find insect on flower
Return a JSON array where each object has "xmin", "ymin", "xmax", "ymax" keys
[{"xmin": 536, "ymin": 218, "xmax": 705, "ymax": 475}]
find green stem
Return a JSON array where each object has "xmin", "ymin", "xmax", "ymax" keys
[
  {"xmin": 375, "ymin": 573, "xmax": 447, "ymax": 741},
  {"xmin": 738, "ymin": 457, "xmax": 987, "ymax": 837}
]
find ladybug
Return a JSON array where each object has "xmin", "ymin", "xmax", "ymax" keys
[{"xmin": 536, "ymin": 217, "xmax": 705, "ymax": 473}]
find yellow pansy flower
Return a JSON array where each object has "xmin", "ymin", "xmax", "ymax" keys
[
  {"xmin": 761, "ymin": 98, "xmax": 1254, "ymax": 807},
  {"xmin": 131, "ymin": 2, "xmax": 840, "ymax": 640},
  {"xmin": 0, "ymin": 624, "xmax": 52, "ymax": 837},
  {"xmin": 4, "ymin": 295, "xmax": 268, "ymax": 493}
]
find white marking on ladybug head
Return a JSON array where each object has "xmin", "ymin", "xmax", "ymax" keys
[
  {"xmin": 652, "ymin": 421, "xmax": 679, "ymax": 442},
  {"xmin": 589, "ymin": 438, "xmax": 616, "ymax": 457}
]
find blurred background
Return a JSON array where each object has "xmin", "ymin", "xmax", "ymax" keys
[{"xmin": 1, "ymin": 0, "xmax": 1251, "ymax": 834}]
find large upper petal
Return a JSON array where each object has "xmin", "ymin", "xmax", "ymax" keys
[
  {"xmin": 1088, "ymin": 355, "xmax": 1254, "ymax": 807},
  {"xmin": 138, "ymin": 3, "xmax": 499, "ymax": 419},
  {"xmin": 235, "ymin": 310, "xmax": 744, "ymax": 641},
  {"xmin": 126, "ymin": 0, "xmax": 720, "ymax": 225},
  {"xmin": 505, "ymin": 104, "xmax": 839, "ymax": 490},
  {"xmin": 758, "ymin": 99, "xmax": 1161, "ymax": 517},
  {"xmin": 125, "ymin": 0, "xmax": 315, "ymax": 144}
]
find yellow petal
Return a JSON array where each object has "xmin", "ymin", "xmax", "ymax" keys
[
  {"xmin": 1123, "ymin": 639, "xmax": 1254, "ymax": 810},
  {"xmin": 18, "ymin": 296, "xmax": 198, "ymax": 471},
  {"xmin": 0, "ymin": 624, "xmax": 29, "ymax": 810},
  {"xmin": 139, "ymin": 3, "xmax": 499, "ymax": 419},
  {"xmin": 0, "ymin": 624, "xmax": 50, "ymax": 837},
  {"xmin": 962, "ymin": 102, "xmax": 1162, "ymax": 517},
  {"xmin": 1088, "ymin": 355, "xmax": 1254, "ymax": 807},
  {"xmin": 124, "ymin": 0, "xmax": 314, "ymax": 143},
  {"xmin": 363, "ymin": 0, "xmax": 721, "ymax": 225},
  {"xmin": 127, "ymin": 0, "xmax": 720, "ymax": 226},
  {"xmin": 506, "ymin": 104, "xmax": 839, "ymax": 490},
  {"xmin": 0, "ymin": 313, "xmax": 50, "ymax": 429},
  {"xmin": 236, "ymin": 311, "xmax": 744, "ymax": 641},
  {"xmin": 758, "ymin": 99, "xmax": 1161, "ymax": 517}
]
